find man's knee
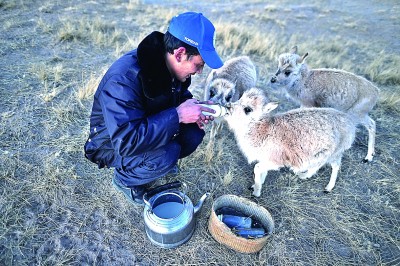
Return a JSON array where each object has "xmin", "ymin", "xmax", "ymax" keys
[
  {"xmin": 115, "ymin": 141, "xmax": 181, "ymax": 186},
  {"xmin": 178, "ymin": 123, "xmax": 205, "ymax": 158}
]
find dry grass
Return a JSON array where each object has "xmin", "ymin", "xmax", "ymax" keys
[{"xmin": 1, "ymin": 0, "xmax": 399, "ymax": 265}]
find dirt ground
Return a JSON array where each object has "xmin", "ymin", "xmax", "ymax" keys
[{"xmin": 0, "ymin": 0, "xmax": 399, "ymax": 265}]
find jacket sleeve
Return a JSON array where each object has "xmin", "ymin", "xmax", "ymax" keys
[{"xmin": 99, "ymin": 74, "xmax": 180, "ymax": 157}]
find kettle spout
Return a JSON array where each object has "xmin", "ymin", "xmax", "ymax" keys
[{"xmin": 193, "ymin": 192, "xmax": 210, "ymax": 214}]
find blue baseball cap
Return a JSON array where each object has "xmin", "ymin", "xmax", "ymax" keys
[{"xmin": 168, "ymin": 12, "xmax": 223, "ymax": 69}]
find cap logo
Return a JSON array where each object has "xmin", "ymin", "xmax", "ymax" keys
[{"xmin": 184, "ymin": 36, "xmax": 198, "ymax": 46}]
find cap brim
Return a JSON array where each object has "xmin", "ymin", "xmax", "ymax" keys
[{"xmin": 199, "ymin": 49, "xmax": 223, "ymax": 69}]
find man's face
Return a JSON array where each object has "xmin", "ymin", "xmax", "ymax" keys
[{"xmin": 174, "ymin": 53, "xmax": 205, "ymax": 82}]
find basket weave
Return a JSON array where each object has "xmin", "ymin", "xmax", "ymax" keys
[{"xmin": 208, "ymin": 194, "xmax": 274, "ymax": 253}]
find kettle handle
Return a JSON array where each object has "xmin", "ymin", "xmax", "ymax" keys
[{"xmin": 143, "ymin": 181, "xmax": 182, "ymax": 206}]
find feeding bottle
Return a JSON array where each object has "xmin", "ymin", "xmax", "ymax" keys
[
  {"xmin": 217, "ymin": 214, "xmax": 252, "ymax": 228},
  {"xmin": 198, "ymin": 104, "xmax": 229, "ymax": 117}
]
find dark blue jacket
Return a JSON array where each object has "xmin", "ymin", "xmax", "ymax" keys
[{"xmin": 84, "ymin": 31, "xmax": 193, "ymax": 168}]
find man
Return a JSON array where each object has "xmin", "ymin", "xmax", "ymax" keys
[{"xmin": 84, "ymin": 12, "xmax": 223, "ymax": 205}]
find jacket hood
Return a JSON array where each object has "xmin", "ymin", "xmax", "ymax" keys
[{"xmin": 137, "ymin": 31, "xmax": 190, "ymax": 98}]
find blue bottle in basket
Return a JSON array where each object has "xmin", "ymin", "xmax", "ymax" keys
[
  {"xmin": 234, "ymin": 227, "xmax": 266, "ymax": 238},
  {"xmin": 217, "ymin": 214, "xmax": 252, "ymax": 228}
]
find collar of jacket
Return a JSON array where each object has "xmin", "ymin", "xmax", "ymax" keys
[{"xmin": 137, "ymin": 31, "xmax": 191, "ymax": 99}]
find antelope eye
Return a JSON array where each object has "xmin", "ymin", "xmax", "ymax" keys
[
  {"xmin": 284, "ymin": 70, "xmax": 291, "ymax": 76},
  {"xmin": 209, "ymin": 88, "xmax": 215, "ymax": 98},
  {"xmin": 244, "ymin": 107, "xmax": 253, "ymax": 114}
]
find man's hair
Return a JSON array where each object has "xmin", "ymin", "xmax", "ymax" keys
[{"xmin": 164, "ymin": 31, "xmax": 200, "ymax": 57}]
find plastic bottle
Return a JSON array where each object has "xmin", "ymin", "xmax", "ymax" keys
[
  {"xmin": 233, "ymin": 227, "xmax": 266, "ymax": 238},
  {"xmin": 197, "ymin": 103, "xmax": 229, "ymax": 117},
  {"xmin": 217, "ymin": 214, "xmax": 252, "ymax": 228}
]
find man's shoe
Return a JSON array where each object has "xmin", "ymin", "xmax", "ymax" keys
[{"xmin": 112, "ymin": 177, "xmax": 146, "ymax": 205}]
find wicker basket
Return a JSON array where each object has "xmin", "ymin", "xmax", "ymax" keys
[{"xmin": 208, "ymin": 194, "xmax": 274, "ymax": 253}]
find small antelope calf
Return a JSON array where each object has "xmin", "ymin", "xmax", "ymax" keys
[
  {"xmin": 270, "ymin": 46, "xmax": 379, "ymax": 162},
  {"xmin": 204, "ymin": 56, "xmax": 257, "ymax": 141},
  {"xmin": 225, "ymin": 87, "xmax": 356, "ymax": 197}
]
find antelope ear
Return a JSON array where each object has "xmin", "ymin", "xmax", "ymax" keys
[
  {"xmin": 299, "ymin": 52, "xmax": 309, "ymax": 63},
  {"xmin": 264, "ymin": 102, "xmax": 279, "ymax": 113},
  {"xmin": 290, "ymin": 46, "xmax": 298, "ymax": 54}
]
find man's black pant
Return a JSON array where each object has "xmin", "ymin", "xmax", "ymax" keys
[{"xmin": 114, "ymin": 123, "xmax": 205, "ymax": 187}]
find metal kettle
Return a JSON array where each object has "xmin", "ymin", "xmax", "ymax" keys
[{"xmin": 143, "ymin": 181, "xmax": 209, "ymax": 248}]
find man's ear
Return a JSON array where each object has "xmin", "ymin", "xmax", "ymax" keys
[{"xmin": 174, "ymin": 47, "xmax": 186, "ymax": 62}]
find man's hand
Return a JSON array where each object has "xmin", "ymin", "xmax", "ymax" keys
[
  {"xmin": 176, "ymin": 99, "xmax": 215, "ymax": 129},
  {"xmin": 196, "ymin": 115, "xmax": 213, "ymax": 129}
]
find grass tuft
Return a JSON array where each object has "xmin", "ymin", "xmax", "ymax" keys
[{"xmin": 57, "ymin": 17, "xmax": 124, "ymax": 47}]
